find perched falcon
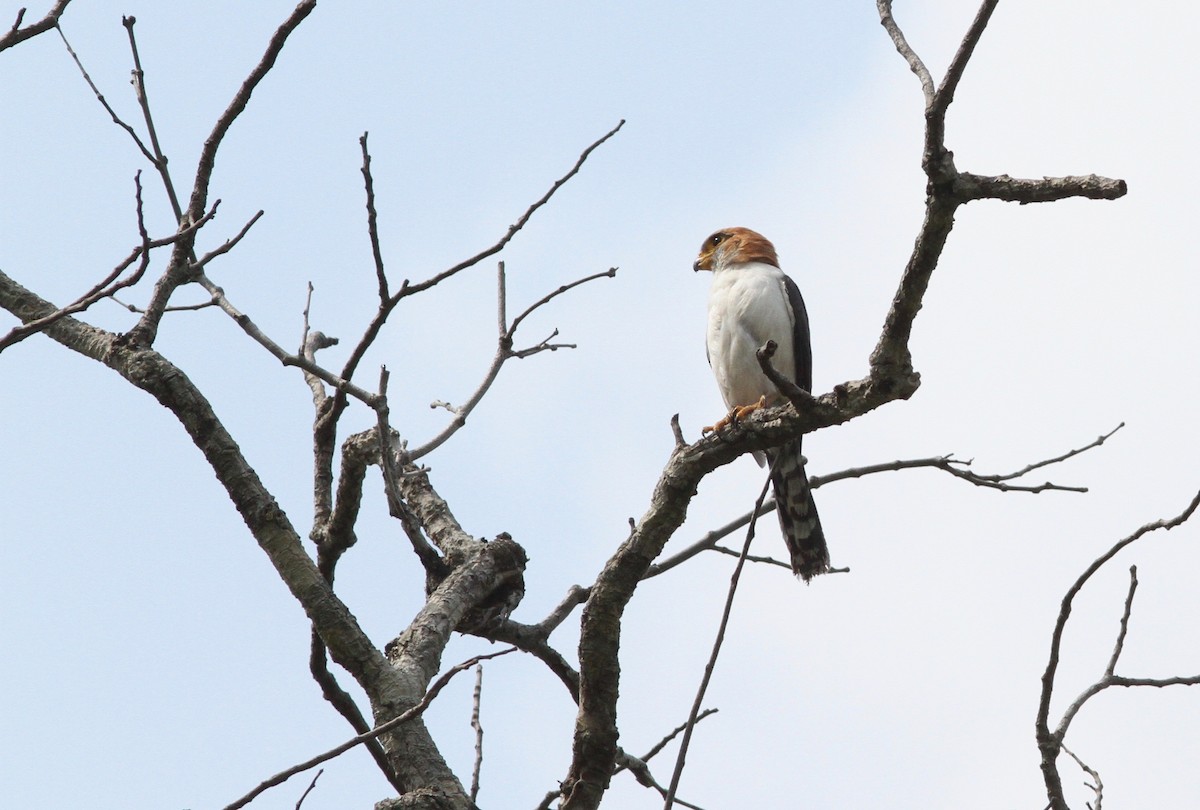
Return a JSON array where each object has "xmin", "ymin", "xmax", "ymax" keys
[{"xmin": 694, "ymin": 227, "xmax": 830, "ymax": 581}]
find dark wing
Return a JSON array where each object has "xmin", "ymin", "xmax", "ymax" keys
[{"xmin": 782, "ymin": 273, "xmax": 812, "ymax": 393}]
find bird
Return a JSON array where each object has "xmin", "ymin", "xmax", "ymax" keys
[{"xmin": 693, "ymin": 227, "xmax": 830, "ymax": 581}]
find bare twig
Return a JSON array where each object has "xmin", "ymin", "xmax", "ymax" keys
[
  {"xmin": 359, "ymin": 132, "xmax": 389, "ymax": 300},
  {"xmin": 876, "ymin": 0, "xmax": 934, "ymax": 103},
  {"xmin": 1104, "ymin": 566, "xmax": 1138, "ymax": 679},
  {"xmin": 293, "ymin": 769, "xmax": 322, "ymax": 810},
  {"xmin": 185, "ymin": 1, "xmax": 315, "ymax": 223},
  {"xmin": 222, "ymin": 648, "xmax": 515, "ymax": 810},
  {"xmin": 56, "ymin": 24, "xmax": 156, "ymax": 163},
  {"xmin": 408, "ymin": 264, "xmax": 616, "ymax": 460},
  {"xmin": 663, "ymin": 465, "xmax": 775, "ymax": 809},
  {"xmin": 955, "ymin": 172, "xmax": 1127, "ymax": 204},
  {"xmin": 621, "ymin": 708, "xmax": 719, "ymax": 772},
  {"xmin": 193, "ymin": 271, "xmax": 380, "ymax": 407},
  {"xmin": 470, "ymin": 664, "xmax": 484, "ymax": 803},
  {"xmin": 122, "ymin": 15, "xmax": 184, "ymax": 220},
  {"xmin": 927, "ymin": 0, "xmax": 999, "ymax": 147},
  {"xmin": 194, "ymin": 210, "xmax": 265, "ymax": 269},
  {"xmin": 1060, "ymin": 744, "xmax": 1103, "ymax": 810}
]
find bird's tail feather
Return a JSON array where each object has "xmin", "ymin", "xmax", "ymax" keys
[{"xmin": 767, "ymin": 441, "xmax": 829, "ymax": 582}]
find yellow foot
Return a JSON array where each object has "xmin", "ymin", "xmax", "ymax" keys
[{"xmin": 702, "ymin": 395, "xmax": 767, "ymax": 434}]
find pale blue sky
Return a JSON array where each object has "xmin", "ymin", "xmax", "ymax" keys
[{"xmin": 3, "ymin": 2, "xmax": 1199, "ymax": 809}]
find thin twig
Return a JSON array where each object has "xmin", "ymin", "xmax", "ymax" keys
[
  {"xmin": 408, "ymin": 265, "xmax": 616, "ymax": 460},
  {"xmin": 1104, "ymin": 566, "xmax": 1138, "ymax": 678},
  {"xmin": 193, "ymin": 270, "xmax": 380, "ymax": 407},
  {"xmin": 360, "ymin": 132, "xmax": 389, "ymax": 300},
  {"xmin": 331, "ymin": 121, "xmax": 624, "ymax": 420},
  {"xmin": 122, "ymin": 15, "xmax": 184, "ymax": 220},
  {"xmin": 470, "ymin": 664, "xmax": 484, "ymax": 803},
  {"xmin": 1060, "ymin": 744, "xmax": 1103, "ymax": 810},
  {"xmin": 194, "ymin": 210, "xmax": 265, "ymax": 269},
  {"xmin": 663, "ymin": 464, "xmax": 776, "ymax": 809},
  {"xmin": 622, "ymin": 708, "xmax": 719, "ymax": 771},
  {"xmin": 876, "ymin": 0, "xmax": 934, "ymax": 104},
  {"xmin": 293, "ymin": 769, "xmax": 322, "ymax": 810},
  {"xmin": 57, "ymin": 23, "xmax": 156, "ymax": 162},
  {"xmin": 508, "ymin": 267, "xmax": 618, "ymax": 337},
  {"xmin": 222, "ymin": 648, "xmax": 515, "ymax": 810}
]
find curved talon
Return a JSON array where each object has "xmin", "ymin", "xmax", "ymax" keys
[{"xmin": 702, "ymin": 395, "xmax": 767, "ymax": 434}]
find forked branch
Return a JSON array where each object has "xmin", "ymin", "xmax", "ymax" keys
[
  {"xmin": 1037, "ymin": 489, "xmax": 1200, "ymax": 810},
  {"xmin": 0, "ymin": 0, "xmax": 70, "ymax": 52}
]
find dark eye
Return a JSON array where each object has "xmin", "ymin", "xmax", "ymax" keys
[{"xmin": 711, "ymin": 234, "xmax": 724, "ymax": 246}]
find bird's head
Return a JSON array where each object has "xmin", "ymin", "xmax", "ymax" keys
[{"xmin": 693, "ymin": 227, "xmax": 779, "ymax": 272}]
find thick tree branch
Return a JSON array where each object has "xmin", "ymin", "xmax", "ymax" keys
[{"xmin": 955, "ymin": 172, "xmax": 1127, "ymax": 204}]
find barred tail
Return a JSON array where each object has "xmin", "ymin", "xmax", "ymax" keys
[{"xmin": 767, "ymin": 440, "xmax": 829, "ymax": 582}]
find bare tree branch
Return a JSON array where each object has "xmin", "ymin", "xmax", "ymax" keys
[
  {"xmin": 122, "ymin": 15, "xmax": 184, "ymax": 221},
  {"xmin": 647, "ymin": 425, "xmax": 1119, "ymax": 580},
  {"xmin": 470, "ymin": 664, "xmax": 484, "ymax": 803},
  {"xmin": 194, "ymin": 210, "xmax": 264, "ymax": 269},
  {"xmin": 293, "ymin": 769, "xmax": 323, "ymax": 810},
  {"xmin": 0, "ymin": 175, "xmax": 216, "ymax": 352},
  {"xmin": 360, "ymin": 132, "xmax": 389, "ymax": 301},
  {"xmin": 875, "ymin": 0, "xmax": 934, "ymax": 102},
  {"xmin": 330, "ymin": 121, "xmax": 625, "ymax": 429},
  {"xmin": 955, "ymin": 172, "xmax": 1127, "ymax": 204},
  {"xmin": 870, "ymin": 0, "xmax": 1125, "ymax": 380},
  {"xmin": 193, "ymin": 270, "xmax": 382, "ymax": 407},
  {"xmin": 56, "ymin": 23, "xmax": 156, "ymax": 163},
  {"xmin": 131, "ymin": 0, "xmax": 317, "ymax": 346},
  {"xmin": 1060, "ymin": 744, "xmax": 1103, "ymax": 810},
  {"xmin": 0, "ymin": 0, "xmax": 70, "ymax": 52},
  {"xmin": 1037, "ymin": 489, "xmax": 1200, "ymax": 810},
  {"xmin": 410, "ymin": 263, "xmax": 617, "ymax": 459},
  {"xmin": 0, "ymin": 268, "xmax": 481, "ymax": 808}
]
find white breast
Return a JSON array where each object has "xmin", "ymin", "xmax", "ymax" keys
[{"xmin": 706, "ymin": 262, "xmax": 797, "ymax": 411}]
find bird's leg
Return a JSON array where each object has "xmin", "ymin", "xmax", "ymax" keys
[{"xmin": 702, "ymin": 395, "xmax": 767, "ymax": 434}]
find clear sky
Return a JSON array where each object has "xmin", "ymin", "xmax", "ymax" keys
[{"xmin": 2, "ymin": 2, "xmax": 1199, "ymax": 809}]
